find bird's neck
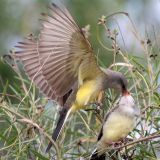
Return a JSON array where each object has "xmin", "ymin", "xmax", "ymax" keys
[{"xmin": 118, "ymin": 95, "xmax": 136, "ymax": 117}]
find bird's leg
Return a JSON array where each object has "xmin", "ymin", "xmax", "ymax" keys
[
  {"xmin": 108, "ymin": 140, "xmax": 123, "ymax": 148},
  {"xmin": 87, "ymin": 102, "xmax": 101, "ymax": 115},
  {"xmin": 97, "ymin": 91, "xmax": 104, "ymax": 108},
  {"xmin": 115, "ymin": 141, "xmax": 123, "ymax": 146},
  {"xmin": 88, "ymin": 91, "xmax": 104, "ymax": 110},
  {"xmin": 84, "ymin": 103, "xmax": 101, "ymax": 118},
  {"xmin": 88, "ymin": 102, "xmax": 101, "ymax": 108},
  {"xmin": 120, "ymin": 137, "xmax": 132, "ymax": 147},
  {"xmin": 84, "ymin": 91, "xmax": 104, "ymax": 109},
  {"xmin": 84, "ymin": 92, "xmax": 104, "ymax": 123}
]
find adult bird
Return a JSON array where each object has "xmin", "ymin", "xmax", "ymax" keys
[
  {"xmin": 14, "ymin": 3, "xmax": 129, "ymax": 152},
  {"xmin": 90, "ymin": 92, "xmax": 140, "ymax": 160}
]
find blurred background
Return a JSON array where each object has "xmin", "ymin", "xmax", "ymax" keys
[
  {"xmin": 0, "ymin": 0, "xmax": 160, "ymax": 89},
  {"xmin": 0, "ymin": 1, "xmax": 160, "ymax": 159}
]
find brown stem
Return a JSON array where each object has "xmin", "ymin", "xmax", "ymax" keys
[
  {"xmin": 114, "ymin": 132, "xmax": 160, "ymax": 150},
  {"xmin": 0, "ymin": 104, "xmax": 61, "ymax": 160}
]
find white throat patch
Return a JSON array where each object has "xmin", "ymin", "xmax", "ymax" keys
[{"xmin": 118, "ymin": 95, "xmax": 137, "ymax": 116}]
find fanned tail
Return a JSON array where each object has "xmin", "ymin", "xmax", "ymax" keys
[{"xmin": 45, "ymin": 106, "xmax": 72, "ymax": 152}]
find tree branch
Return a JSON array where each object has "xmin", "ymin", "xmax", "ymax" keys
[
  {"xmin": 114, "ymin": 132, "xmax": 160, "ymax": 150},
  {"xmin": 0, "ymin": 104, "xmax": 61, "ymax": 160}
]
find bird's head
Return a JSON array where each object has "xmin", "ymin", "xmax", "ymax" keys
[{"xmin": 101, "ymin": 68, "xmax": 129, "ymax": 95}]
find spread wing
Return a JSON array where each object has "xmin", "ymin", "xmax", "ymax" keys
[
  {"xmin": 15, "ymin": 36, "xmax": 56, "ymax": 99},
  {"xmin": 14, "ymin": 3, "xmax": 101, "ymax": 100}
]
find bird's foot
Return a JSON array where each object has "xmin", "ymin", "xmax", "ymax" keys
[
  {"xmin": 106, "ymin": 141, "xmax": 123, "ymax": 148},
  {"xmin": 84, "ymin": 102, "xmax": 102, "ymax": 113},
  {"xmin": 114, "ymin": 141, "xmax": 123, "ymax": 147},
  {"xmin": 92, "ymin": 102, "xmax": 103, "ymax": 114},
  {"xmin": 89, "ymin": 102, "xmax": 103, "ymax": 108}
]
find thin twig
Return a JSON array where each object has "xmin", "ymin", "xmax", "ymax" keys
[
  {"xmin": 0, "ymin": 104, "xmax": 61, "ymax": 160},
  {"xmin": 114, "ymin": 132, "xmax": 160, "ymax": 150}
]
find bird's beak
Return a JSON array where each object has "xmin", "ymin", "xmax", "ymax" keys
[{"xmin": 122, "ymin": 90, "xmax": 130, "ymax": 96}]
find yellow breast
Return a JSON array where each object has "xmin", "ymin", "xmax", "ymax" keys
[
  {"xmin": 71, "ymin": 79, "xmax": 102, "ymax": 111},
  {"xmin": 103, "ymin": 112, "xmax": 135, "ymax": 143}
]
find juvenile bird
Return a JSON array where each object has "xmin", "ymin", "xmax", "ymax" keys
[{"xmin": 90, "ymin": 93, "xmax": 140, "ymax": 160}]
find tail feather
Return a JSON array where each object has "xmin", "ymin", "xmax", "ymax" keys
[
  {"xmin": 90, "ymin": 149, "xmax": 106, "ymax": 160},
  {"xmin": 45, "ymin": 106, "xmax": 72, "ymax": 152}
]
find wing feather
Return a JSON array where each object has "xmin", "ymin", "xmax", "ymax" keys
[
  {"xmin": 14, "ymin": 3, "xmax": 102, "ymax": 100},
  {"xmin": 14, "ymin": 37, "xmax": 56, "ymax": 99}
]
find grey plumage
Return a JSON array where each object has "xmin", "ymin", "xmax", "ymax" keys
[{"xmin": 90, "ymin": 94, "xmax": 140, "ymax": 160}]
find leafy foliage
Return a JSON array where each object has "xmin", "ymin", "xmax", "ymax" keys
[{"xmin": 0, "ymin": 4, "xmax": 160, "ymax": 160}]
